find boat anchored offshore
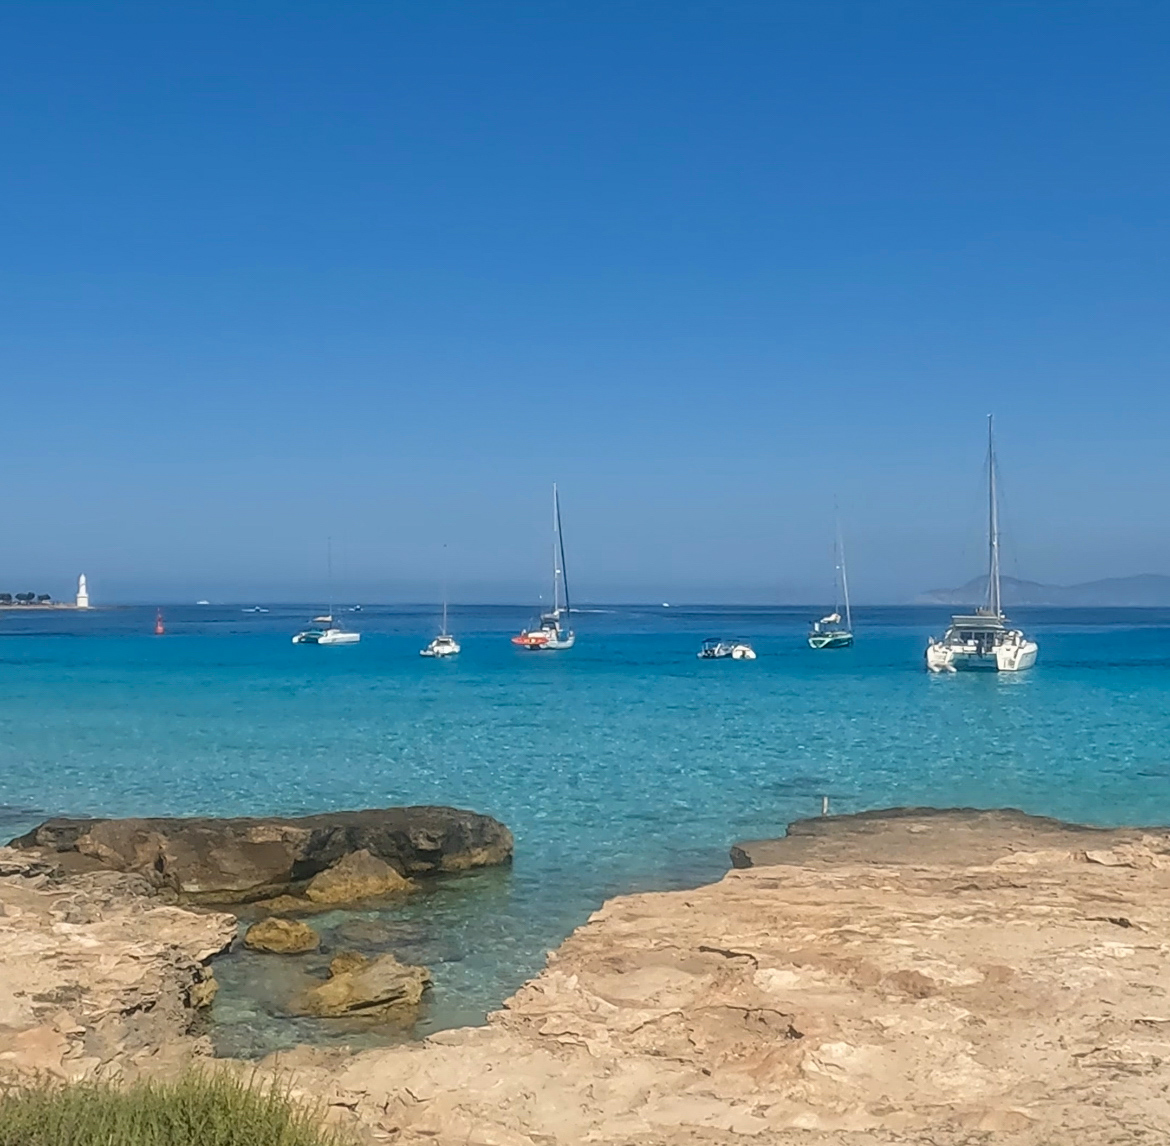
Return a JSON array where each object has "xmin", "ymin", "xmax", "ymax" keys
[
  {"xmin": 809, "ymin": 520, "xmax": 854, "ymax": 649},
  {"xmin": 422, "ymin": 566, "xmax": 460, "ymax": 657},
  {"xmin": 293, "ymin": 539, "xmax": 360, "ymax": 646},
  {"xmin": 292, "ymin": 616, "xmax": 360, "ymax": 645},
  {"xmin": 513, "ymin": 485, "xmax": 575, "ymax": 651},
  {"xmin": 697, "ymin": 638, "xmax": 756, "ymax": 660},
  {"xmin": 926, "ymin": 416, "xmax": 1038, "ymax": 674}
]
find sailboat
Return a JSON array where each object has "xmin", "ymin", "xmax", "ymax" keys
[
  {"xmin": 293, "ymin": 538, "xmax": 361, "ymax": 646},
  {"xmin": 808, "ymin": 521, "xmax": 854, "ymax": 649},
  {"xmin": 512, "ymin": 484, "xmax": 575, "ymax": 650},
  {"xmin": 421, "ymin": 550, "xmax": 460, "ymax": 657},
  {"xmin": 925, "ymin": 417, "xmax": 1037, "ymax": 673}
]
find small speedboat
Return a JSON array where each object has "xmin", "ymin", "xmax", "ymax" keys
[
  {"xmin": 421, "ymin": 633, "xmax": 460, "ymax": 658},
  {"xmin": 242, "ymin": 606, "xmax": 269, "ymax": 614},
  {"xmin": 697, "ymin": 638, "xmax": 756, "ymax": 660},
  {"xmin": 292, "ymin": 616, "xmax": 361, "ymax": 645}
]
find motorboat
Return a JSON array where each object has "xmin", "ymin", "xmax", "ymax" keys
[
  {"xmin": 809, "ymin": 520, "xmax": 854, "ymax": 649},
  {"xmin": 697, "ymin": 638, "xmax": 756, "ymax": 660},
  {"xmin": 513, "ymin": 485, "xmax": 576, "ymax": 651},
  {"xmin": 926, "ymin": 416, "xmax": 1038, "ymax": 673},
  {"xmin": 292, "ymin": 615, "xmax": 361, "ymax": 645},
  {"xmin": 421, "ymin": 633, "xmax": 460, "ymax": 658}
]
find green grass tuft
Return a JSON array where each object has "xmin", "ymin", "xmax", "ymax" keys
[{"xmin": 0, "ymin": 1072, "xmax": 353, "ymax": 1146}]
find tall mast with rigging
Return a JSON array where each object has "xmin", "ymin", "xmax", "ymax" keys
[
  {"xmin": 553, "ymin": 483, "xmax": 570, "ymax": 617},
  {"xmin": 837, "ymin": 520, "xmax": 852, "ymax": 633},
  {"xmin": 986, "ymin": 415, "xmax": 1002, "ymax": 618}
]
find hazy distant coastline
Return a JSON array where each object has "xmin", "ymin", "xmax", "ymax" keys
[{"xmin": 917, "ymin": 574, "xmax": 1170, "ymax": 608}]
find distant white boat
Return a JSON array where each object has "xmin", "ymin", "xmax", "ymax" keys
[
  {"xmin": 242, "ymin": 607, "xmax": 269, "ymax": 614},
  {"xmin": 512, "ymin": 485, "xmax": 575, "ymax": 651},
  {"xmin": 926, "ymin": 417, "xmax": 1038, "ymax": 673},
  {"xmin": 809, "ymin": 519, "xmax": 854, "ymax": 650},
  {"xmin": 697, "ymin": 638, "xmax": 756, "ymax": 660},
  {"xmin": 196, "ymin": 600, "xmax": 210, "ymax": 606},
  {"xmin": 295, "ymin": 539, "xmax": 360, "ymax": 647},
  {"xmin": 293, "ymin": 617, "xmax": 360, "ymax": 646},
  {"xmin": 422, "ymin": 562, "xmax": 460, "ymax": 657}
]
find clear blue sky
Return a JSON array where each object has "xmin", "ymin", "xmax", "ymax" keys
[{"xmin": 2, "ymin": 1, "xmax": 1168, "ymax": 603}]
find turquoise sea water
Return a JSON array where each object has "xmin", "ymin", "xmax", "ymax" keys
[{"xmin": 3, "ymin": 603, "xmax": 1170, "ymax": 1055}]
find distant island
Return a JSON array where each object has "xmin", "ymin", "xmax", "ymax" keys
[{"xmin": 917, "ymin": 573, "xmax": 1170, "ymax": 607}]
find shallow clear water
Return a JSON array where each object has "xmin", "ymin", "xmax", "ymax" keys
[{"xmin": 3, "ymin": 603, "xmax": 1170, "ymax": 1055}]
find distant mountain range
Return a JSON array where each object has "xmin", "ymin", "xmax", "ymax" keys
[{"xmin": 917, "ymin": 574, "xmax": 1170, "ymax": 607}]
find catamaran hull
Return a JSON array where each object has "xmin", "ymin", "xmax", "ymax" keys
[{"xmin": 926, "ymin": 640, "xmax": 1037, "ymax": 673}]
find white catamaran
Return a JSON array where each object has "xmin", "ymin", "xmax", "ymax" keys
[
  {"xmin": 512, "ymin": 484, "xmax": 575, "ymax": 651},
  {"xmin": 421, "ymin": 550, "xmax": 460, "ymax": 657},
  {"xmin": 809, "ymin": 521, "xmax": 854, "ymax": 649},
  {"xmin": 293, "ymin": 538, "xmax": 361, "ymax": 646},
  {"xmin": 925, "ymin": 417, "xmax": 1037, "ymax": 673}
]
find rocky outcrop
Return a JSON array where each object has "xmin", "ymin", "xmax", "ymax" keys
[
  {"xmin": 243, "ymin": 917, "xmax": 320, "ymax": 954},
  {"xmin": 304, "ymin": 848, "xmax": 411, "ymax": 905},
  {"xmin": 0, "ymin": 847, "xmax": 235, "ymax": 1084},
  {"xmin": 259, "ymin": 808, "xmax": 1170, "ymax": 1146},
  {"xmin": 297, "ymin": 953, "xmax": 431, "ymax": 1019},
  {"xmin": 10, "ymin": 806, "xmax": 512, "ymax": 904}
]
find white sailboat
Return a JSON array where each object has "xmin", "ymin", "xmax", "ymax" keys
[
  {"xmin": 809, "ymin": 520, "xmax": 854, "ymax": 649},
  {"xmin": 421, "ymin": 551, "xmax": 460, "ymax": 657},
  {"xmin": 293, "ymin": 538, "xmax": 361, "ymax": 646},
  {"xmin": 512, "ymin": 484, "xmax": 575, "ymax": 650},
  {"xmin": 926, "ymin": 417, "xmax": 1037, "ymax": 673}
]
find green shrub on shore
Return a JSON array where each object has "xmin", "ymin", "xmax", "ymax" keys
[{"xmin": 0, "ymin": 1072, "xmax": 352, "ymax": 1146}]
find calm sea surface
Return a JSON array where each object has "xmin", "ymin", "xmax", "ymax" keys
[{"xmin": 3, "ymin": 603, "xmax": 1170, "ymax": 1055}]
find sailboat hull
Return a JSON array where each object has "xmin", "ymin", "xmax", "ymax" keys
[{"xmin": 808, "ymin": 632, "xmax": 853, "ymax": 650}]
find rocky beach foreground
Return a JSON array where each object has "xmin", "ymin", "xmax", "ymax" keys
[{"xmin": 5, "ymin": 807, "xmax": 1170, "ymax": 1143}]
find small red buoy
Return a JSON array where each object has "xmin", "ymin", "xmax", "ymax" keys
[{"xmin": 154, "ymin": 609, "xmax": 165, "ymax": 635}]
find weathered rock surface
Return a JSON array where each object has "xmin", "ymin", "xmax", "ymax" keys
[
  {"xmin": 297, "ymin": 953, "xmax": 431, "ymax": 1018},
  {"xmin": 243, "ymin": 916, "xmax": 320, "ymax": 954},
  {"xmin": 260, "ymin": 808, "xmax": 1170, "ymax": 1145},
  {"xmin": 10, "ymin": 805, "xmax": 512, "ymax": 903},
  {"xmin": 305, "ymin": 848, "xmax": 412, "ymax": 905},
  {"xmin": 0, "ymin": 847, "xmax": 235, "ymax": 1084}
]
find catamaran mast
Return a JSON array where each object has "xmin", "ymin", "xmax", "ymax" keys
[
  {"xmin": 553, "ymin": 483, "xmax": 570, "ymax": 616},
  {"xmin": 987, "ymin": 414, "xmax": 1002, "ymax": 617}
]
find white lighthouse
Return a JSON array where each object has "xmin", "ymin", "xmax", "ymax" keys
[{"xmin": 76, "ymin": 574, "xmax": 90, "ymax": 609}]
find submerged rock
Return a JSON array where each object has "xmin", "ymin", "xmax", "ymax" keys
[
  {"xmin": 243, "ymin": 917, "xmax": 320, "ymax": 954},
  {"xmin": 305, "ymin": 848, "xmax": 412, "ymax": 905},
  {"xmin": 10, "ymin": 805, "xmax": 513, "ymax": 904},
  {"xmin": 328, "ymin": 950, "xmax": 370, "ymax": 977},
  {"xmin": 298, "ymin": 953, "xmax": 431, "ymax": 1018}
]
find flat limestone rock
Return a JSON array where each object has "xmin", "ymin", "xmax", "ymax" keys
[
  {"xmin": 0, "ymin": 847, "xmax": 235, "ymax": 1084},
  {"xmin": 297, "ymin": 953, "xmax": 431, "ymax": 1018},
  {"xmin": 243, "ymin": 916, "xmax": 320, "ymax": 954},
  {"xmin": 729, "ymin": 805, "xmax": 1166, "ymax": 868},
  {"xmin": 10, "ymin": 805, "xmax": 512, "ymax": 903},
  {"xmin": 305, "ymin": 848, "xmax": 411, "ymax": 904},
  {"xmin": 258, "ymin": 808, "xmax": 1170, "ymax": 1146}
]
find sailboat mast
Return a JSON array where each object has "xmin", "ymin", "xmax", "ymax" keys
[
  {"xmin": 554, "ymin": 483, "xmax": 570, "ymax": 616},
  {"xmin": 441, "ymin": 543, "xmax": 448, "ymax": 636},
  {"xmin": 327, "ymin": 536, "xmax": 334, "ymax": 618},
  {"xmin": 838, "ymin": 526, "xmax": 852, "ymax": 632},
  {"xmin": 987, "ymin": 414, "xmax": 1002, "ymax": 617}
]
